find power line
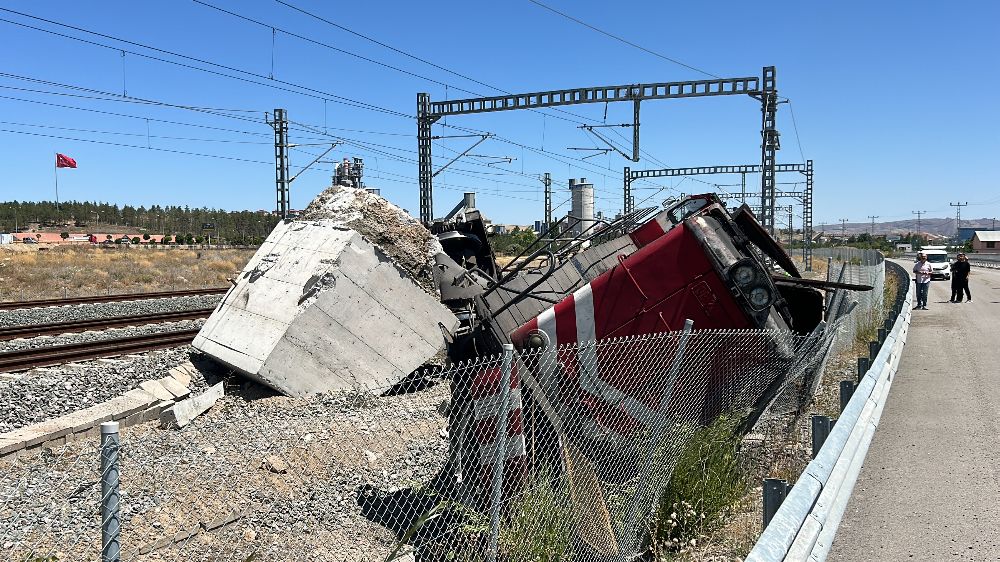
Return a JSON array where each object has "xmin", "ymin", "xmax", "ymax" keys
[
  {"xmin": 524, "ymin": 0, "xmax": 719, "ymax": 79},
  {"xmin": 0, "ymin": 127, "xmax": 286, "ymax": 166},
  {"xmin": 0, "ymin": 93, "xmax": 271, "ymax": 136},
  {"xmin": 193, "ymin": 0, "xmax": 484, "ymax": 97},
  {"xmin": 272, "ymin": 0, "xmax": 610, "ymax": 128},
  {"xmin": 0, "ymin": 120, "xmax": 273, "ymax": 145},
  {"xmin": 1, "ymin": 10, "xmax": 638, "ymax": 195},
  {"xmin": 0, "ymin": 82, "xmax": 264, "ymax": 127},
  {"xmin": 2, "ymin": 72, "xmax": 424, "ymax": 140},
  {"xmin": 0, "ymin": 9, "xmax": 412, "ymax": 118},
  {"xmin": 785, "ymin": 98, "xmax": 806, "ymax": 162},
  {"xmin": 0, "ymin": 72, "xmax": 260, "ymax": 114}
]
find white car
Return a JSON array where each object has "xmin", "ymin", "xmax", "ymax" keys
[{"xmin": 920, "ymin": 248, "xmax": 951, "ymax": 280}]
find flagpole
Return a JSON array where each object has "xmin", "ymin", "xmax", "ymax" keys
[{"xmin": 54, "ymin": 152, "xmax": 60, "ymax": 211}]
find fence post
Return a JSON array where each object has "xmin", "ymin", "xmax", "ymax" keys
[
  {"xmin": 839, "ymin": 380, "xmax": 855, "ymax": 413},
  {"xmin": 877, "ymin": 327, "xmax": 887, "ymax": 345},
  {"xmin": 763, "ymin": 478, "xmax": 789, "ymax": 529},
  {"xmin": 869, "ymin": 340, "xmax": 880, "ymax": 363},
  {"xmin": 811, "ymin": 415, "xmax": 832, "ymax": 458},
  {"xmin": 101, "ymin": 421, "xmax": 121, "ymax": 562},
  {"xmin": 487, "ymin": 344, "xmax": 514, "ymax": 562},
  {"xmin": 857, "ymin": 357, "xmax": 869, "ymax": 382}
]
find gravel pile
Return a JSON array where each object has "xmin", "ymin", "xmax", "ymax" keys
[
  {"xmin": 0, "ymin": 319, "xmax": 204, "ymax": 353},
  {"xmin": 0, "ymin": 344, "xmax": 209, "ymax": 433},
  {"xmin": 0, "ymin": 294, "xmax": 222, "ymax": 328},
  {"xmin": 0, "ymin": 383, "xmax": 451, "ymax": 561}
]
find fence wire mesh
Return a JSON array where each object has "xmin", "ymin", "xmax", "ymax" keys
[{"xmin": 1, "ymin": 251, "xmax": 892, "ymax": 562}]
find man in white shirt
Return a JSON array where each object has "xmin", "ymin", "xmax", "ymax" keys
[{"xmin": 912, "ymin": 253, "xmax": 933, "ymax": 310}]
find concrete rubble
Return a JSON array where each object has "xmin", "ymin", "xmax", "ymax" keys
[
  {"xmin": 159, "ymin": 381, "xmax": 224, "ymax": 429},
  {"xmin": 193, "ymin": 185, "xmax": 459, "ymax": 396},
  {"xmin": 0, "ymin": 367, "xmax": 194, "ymax": 457}
]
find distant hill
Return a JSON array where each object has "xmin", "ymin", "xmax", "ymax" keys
[{"xmin": 815, "ymin": 217, "xmax": 996, "ymax": 238}]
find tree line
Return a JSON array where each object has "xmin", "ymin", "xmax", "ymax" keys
[{"xmin": 1, "ymin": 200, "xmax": 280, "ymax": 245}]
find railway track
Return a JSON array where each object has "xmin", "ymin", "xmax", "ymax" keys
[
  {"xmin": 0, "ymin": 287, "xmax": 228, "ymax": 310},
  {"xmin": 0, "ymin": 329, "xmax": 201, "ymax": 373},
  {"xmin": 0, "ymin": 308, "xmax": 215, "ymax": 341}
]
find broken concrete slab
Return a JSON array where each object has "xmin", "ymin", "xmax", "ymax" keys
[
  {"xmin": 158, "ymin": 376, "xmax": 191, "ymax": 400},
  {"xmin": 193, "ymin": 219, "xmax": 458, "ymax": 396},
  {"xmin": 160, "ymin": 382, "xmax": 224, "ymax": 429},
  {"xmin": 110, "ymin": 389, "xmax": 161, "ymax": 421},
  {"xmin": 139, "ymin": 379, "xmax": 175, "ymax": 402},
  {"xmin": 167, "ymin": 363, "xmax": 194, "ymax": 387}
]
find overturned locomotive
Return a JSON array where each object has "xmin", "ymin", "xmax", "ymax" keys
[{"xmin": 373, "ymin": 193, "xmax": 870, "ymax": 558}]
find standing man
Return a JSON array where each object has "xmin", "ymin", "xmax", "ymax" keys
[
  {"xmin": 913, "ymin": 252, "xmax": 932, "ymax": 310},
  {"xmin": 950, "ymin": 252, "xmax": 972, "ymax": 303}
]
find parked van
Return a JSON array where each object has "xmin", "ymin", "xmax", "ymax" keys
[{"xmin": 920, "ymin": 246, "xmax": 951, "ymax": 280}]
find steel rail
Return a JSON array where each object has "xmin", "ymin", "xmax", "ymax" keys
[
  {"xmin": 0, "ymin": 328, "xmax": 201, "ymax": 372},
  {"xmin": 0, "ymin": 287, "xmax": 228, "ymax": 310},
  {"xmin": 0, "ymin": 308, "xmax": 215, "ymax": 341}
]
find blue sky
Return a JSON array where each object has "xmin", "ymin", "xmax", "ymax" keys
[{"xmin": 1, "ymin": 0, "xmax": 998, "ymax": 228}]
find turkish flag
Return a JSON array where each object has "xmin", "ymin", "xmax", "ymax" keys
[{"xmin": 56, "ymin": 153, "xmax": 77, "ymax": 168}]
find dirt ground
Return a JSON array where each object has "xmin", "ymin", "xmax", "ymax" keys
[{"xmin": 0, "ymin": 245, "xmax": 254, "ymax": 301}]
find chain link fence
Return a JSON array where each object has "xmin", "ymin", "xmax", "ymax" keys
[{"xmin": 2, "ymin": 254, "xmax": 891, "ymax": 561}]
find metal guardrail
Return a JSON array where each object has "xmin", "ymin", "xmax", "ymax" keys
[{"xmin": 746, "ymin": 263, "xmax": 914, "ymax": 562}]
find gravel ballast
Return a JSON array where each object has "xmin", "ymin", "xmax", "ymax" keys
[
  {"xmin": 0, "ymin": 342, "xmax": 208, "ymax": 433},
  {"xmin": 0, "ymin": 319, "xmax": 204, "ymax": 353},
  {"xmin": 0, "ymin": 294, "xmax": 222, "ymax": 328},
  {"xmin": 0, "ymin": 383, "xmax": 451, "ymax": 561}
]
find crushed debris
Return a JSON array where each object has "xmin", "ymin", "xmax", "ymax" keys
[{"xmin": 300, "ymin": 185, "xmax": 442, "ymax": 295}]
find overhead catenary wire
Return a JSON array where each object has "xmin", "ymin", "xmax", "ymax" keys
[
  {"xmin": 0, "ymin": 120, "xmax": 273, "ymax": 145},
  {"xmin": 0, "ymin": 72, "xmax": 261, "ymax": 114},
  {"xmin": 0, "ymin": 9, "xmax": 413, "ymax": 118},
  {"xmin": 272, "ymin": 0, "xmax": 629, "ymax": 129},
  {"xmin": 1, "ymin": 73, "xmax": 423, "ymax": 140},
  {"xmin": 524, "ymin": 0, "xmax": 720, "ymax": 79},
  {"xmin": 0, "ymin": 93, "xmax": 272, "ymax": 136},
  {"xmin": 12, "ymin": 31, "xmax": 631, "ymax": 194},
  {"xmin": 4, "ymin": 7, "xmax": 765, "ymax": 217},
  {"xmin": 0, "ymin": 127, "xmax": 308, "ymax": 168}
]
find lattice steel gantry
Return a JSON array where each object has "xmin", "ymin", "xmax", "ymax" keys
[{"xmin": 417, "ymin": 67, "xmax": 778, "ymax": 225}]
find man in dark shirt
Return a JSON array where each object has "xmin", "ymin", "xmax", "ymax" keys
[{"xmin": 950, "ymin": 253, "xmax": 972, "ymax": 303}]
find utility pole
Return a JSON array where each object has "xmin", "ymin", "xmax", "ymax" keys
[
  {"xmin": 912, "ymin": 210, "xmax": 926, "ymax": 237},
  {"xmin": 950, "ymin": 201, "xmax": 968, "ymax": 237},
  {"xmin": 268, "ymin": 109, "xmax": 290, "ymax": 219},
  {"xmin": 543, "ymin": 172, "xmax": 552, "ymax": 230},
  {"xmin": 867, "ymin": 215, "xmax": 879, "ymax": 238},
  {"xmin": 787, "ymin": 205, "xmax": 794, "ymax": 248},
  {"xmin": 912, "ymin": 210, "xmax": 926, "ymax": 250},
  {"xmin": 839, "ymin": 218, "xmax": 849, "ymax": 243}
]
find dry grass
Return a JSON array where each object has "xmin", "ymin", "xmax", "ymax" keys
[{"xmin": 0, "ymin": 246, "xmax": 255, "ymax": 301}]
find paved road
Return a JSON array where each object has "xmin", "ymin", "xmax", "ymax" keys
[{"xmin": 829, "ymin": 262, "xmax": 1000, "ymax": 561}]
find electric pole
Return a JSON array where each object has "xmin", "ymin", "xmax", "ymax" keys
[
  {"xmin": 839, "ymin": 218, "xmax": 849, "ymax": 243},
  {"xmin": 787, "ymin": 205, "xmax": 794, "ymax": 248},
  {"xmin": 912, "ymin": 210, "xmax": 926, "ymax": 237},
  {"xmin": 543, "ymin": 172, "xmax": 552, "ymax": 231},
  {"xmin": 950, "ymin": 201, "xmax": 968, "ymax": 238},
  {"xmin": 912, "ymin": 210, "xmax": 926, "ymax": 250},
  {"xmin": 868, "ymin": 215, "xmax": 879, "ymax": 238},
  {"xmin": 268, "ymin": 109, "xmax": 290, "ymax": 219}
]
